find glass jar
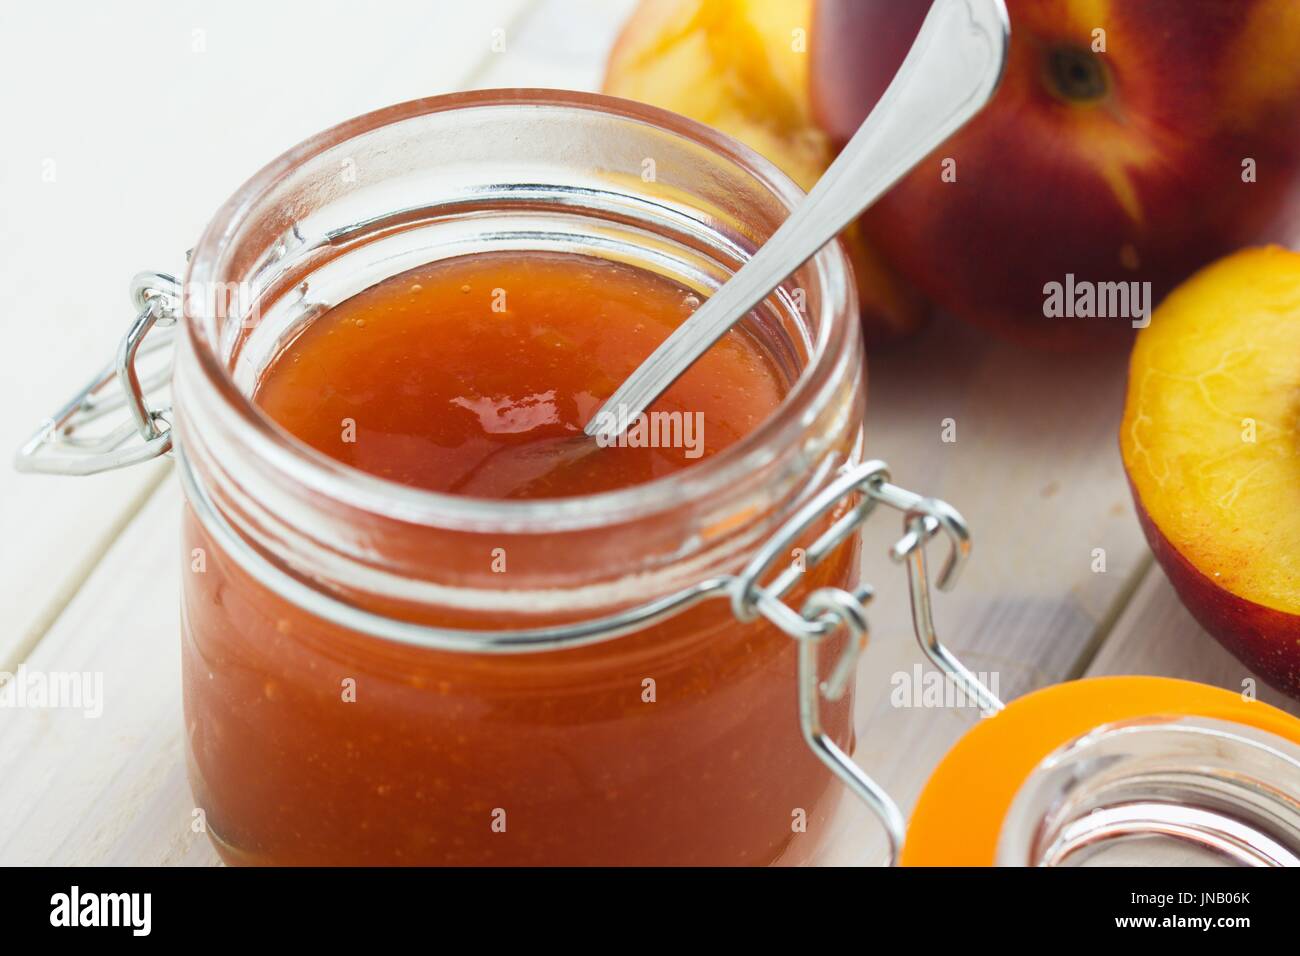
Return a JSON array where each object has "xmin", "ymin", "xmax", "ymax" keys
[
  {"xmin": 177, "ymin": 89, "xmax": 873, "ymax": 867},
  {"xmin": 17, "ymin": 89, "xmax": 990, "ymax": 867}
]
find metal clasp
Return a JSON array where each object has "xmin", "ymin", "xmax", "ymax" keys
[
  {"xmin": 15, "ymin": 272, "xmax": 180, "ymax": 476},
  {"xmin": 730, "ymin": 459, "xmax": 1004, "ymax": 865}
]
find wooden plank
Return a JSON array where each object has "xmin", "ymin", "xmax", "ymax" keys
[
  {"xmin": 466, "ymin": 0, "xmax": 637, "ymax": 91},
  {"xmin": 0, "ymin": 0, "xmax": 536, "ymax": 668},
  {"xmin": 1085, "ymin": 565, "xmax": 1300, "ymax": 717},
  {"xmin": 0, "ymin": 483, "xmax": 218, "ymax": 865}
]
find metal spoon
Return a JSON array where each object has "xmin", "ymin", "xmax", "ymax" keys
[{"xmin": 585, "ymin": 0, "xmax": 1010, "ymax": 442}]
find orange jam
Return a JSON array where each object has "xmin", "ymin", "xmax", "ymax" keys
[
  {"xmin": 182, "ymin": 251, "xmax": 856, "ymax": 865},
  {"xmin": 254, "ymin": 251, "xmax": 785, "ymax": 497}
]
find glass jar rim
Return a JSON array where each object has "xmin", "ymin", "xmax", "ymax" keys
[{"xmin": 183, "ymin": 88, "xmax": 857, "ymax": 531}]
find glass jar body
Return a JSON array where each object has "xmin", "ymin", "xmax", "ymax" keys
[
  {"xmin": 175, "ymin": 91, "xmax": 864, "ymax": 865},
  {"xmin": 181, "ymin": 513, "xmax": 858, "ymax": 865}
]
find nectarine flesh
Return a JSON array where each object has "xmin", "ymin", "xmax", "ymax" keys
[{"xmin": 1121, "ymin": 246, "xmax": 1300, "ymax": 697}]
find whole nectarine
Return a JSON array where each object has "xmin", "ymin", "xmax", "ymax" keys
[
  {"xmin": 812, "ymin": 0, "xmax": 1300, "ymax": 349},
  {"xmin": 1120, "ymin": 246, "xmax": 1300, "ymax": 698}
]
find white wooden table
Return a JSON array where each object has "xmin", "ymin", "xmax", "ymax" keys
[{"xmin": 3, "ymin": 0, "xmax": 1296, "ymax": 866}]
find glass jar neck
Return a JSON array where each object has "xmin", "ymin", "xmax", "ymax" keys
[
  {"xmin": 174, "ymin": 90, "xmax": 861, "ymax": 635},
  {"xmin": 998, "ymin": 715, "xmax": 1300, "ymax": 866}
]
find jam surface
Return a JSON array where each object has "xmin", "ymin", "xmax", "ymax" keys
[
  {"xmin": 255, "ymin": 252, "xmax": 786, "ymax": 497},
  {"xmin": 185, "ymin": 252, "xmax": 855, "ymax": 866}
]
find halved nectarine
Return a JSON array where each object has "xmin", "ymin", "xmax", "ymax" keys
[{"xmin": 1121, "ymin": 246, "xmax": 1300, "ymax": 698}]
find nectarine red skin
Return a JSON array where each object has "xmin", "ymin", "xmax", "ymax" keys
[
  {"xmin": 1130, "ymin": 480, "xmax": 1300, "ymax": 698},
  {"xmin": 812, "ymin": 0, "xmax": 1300, "ymax": 349}
]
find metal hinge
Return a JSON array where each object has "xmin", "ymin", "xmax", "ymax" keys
[
  {"xmin": 15, "ymin": 272, "xmax": 180, "ymax": 476},
  {"xmin": 728, "ymin": 459, "xmax": 1004, "ymax": 864}
]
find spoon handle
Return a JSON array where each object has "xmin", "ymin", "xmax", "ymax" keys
[{"xmin": 586, "ymin": 0, "xmax": 1009, "ymax": 441}]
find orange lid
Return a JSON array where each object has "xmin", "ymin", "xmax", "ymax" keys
[{"xmin": 902, "ymin": 675, "xmax": 1300, "ymax": 866}]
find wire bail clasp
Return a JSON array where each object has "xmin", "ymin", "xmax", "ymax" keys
[
  {"xmin": 730, "ymin": 459, "xmax": 1003, "ymax": 865},
  {"xmin": 15, "ymin": 272, "xmax": 180, "ymax": 476}
]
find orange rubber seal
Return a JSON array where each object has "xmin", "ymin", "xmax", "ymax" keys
[{"xmin": 902, "ymin": 675, "xmax": 1300, "ymax": 866}]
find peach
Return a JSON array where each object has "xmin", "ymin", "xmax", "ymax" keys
[
  {"xmin": 812, "ymin": 0, "xmax": 1300, "ymax": 349},
  {"xmin": 1120, "ymin": 246, "xmax": 1300, "ymax": 698},
  {"xmin": 604, "ymin": 0, "xmax": 928, "ymax": 345}
]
